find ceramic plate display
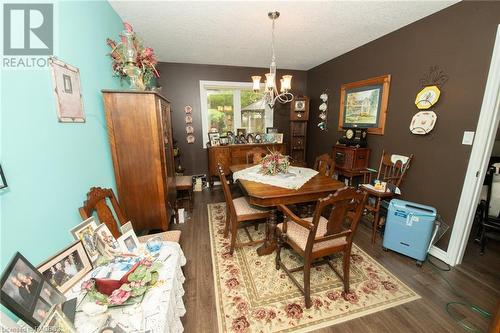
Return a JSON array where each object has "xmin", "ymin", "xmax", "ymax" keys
[
  {"xmin": 410, "ymin": 111, "xmax": 437, "ymax": 135},
  {"xmin": 415, "ymin": 85, "xmax": 440, "ymax": 110},
  {"xmin": 186, "ymin": 125, "xmax": 194, "ymax": 134},
  {"xmin": 184, "ymin": 105, "xmax": 192, "ymax": 114},
  {"xmin": 186, "ymin": 134, "xmax": 195, "ymax": 143}
]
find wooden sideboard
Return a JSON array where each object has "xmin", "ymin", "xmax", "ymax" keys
[
  {"xmin": 208, "ymin": 143, "xmax": 286, "ymax": 186},
  {"xmin": 102, "ymin": 90, "xmax": 176, "ymax": 233}
]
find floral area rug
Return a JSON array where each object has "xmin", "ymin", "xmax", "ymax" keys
[{"xmin": 208, "ymin": 202, "xmax": 420, "ymax": 333}]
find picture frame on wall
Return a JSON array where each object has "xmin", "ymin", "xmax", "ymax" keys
[
  {"xmin": 37, "ymin": 241, "xmax": 92, "ymax": 293},
  {"xmin": 0, "ymin": 164, "xmax": 7, "ymax": 189},
  {"xmin": 69, "ymin": 217, "xmax": 100, "ymax": 265},
  {"xmin": 49, "ymin": 57, "xmax": 85, "ymax": 123},
  {"xmin": 338, "ymin": 74, "xmax": 391, "ymax": 135},
  {"xmin": 0, "ymin": 252, "xmax": 65, "ymax": 328}
]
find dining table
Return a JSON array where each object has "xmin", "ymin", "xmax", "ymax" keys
[{"xmin": 230, "ymin": 164, "xmax": 345, "ymax": 256}]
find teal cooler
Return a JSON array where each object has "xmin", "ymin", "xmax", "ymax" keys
[{"xmin": 383, "ymin": 199, "xmax": 437, "ymax": 264}]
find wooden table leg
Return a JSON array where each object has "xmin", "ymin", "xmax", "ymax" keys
[{"xmin": 257, "ymin": 209, "xmax": 277, "ymax": 256}]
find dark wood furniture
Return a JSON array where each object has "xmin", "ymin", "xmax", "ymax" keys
[
  {"xmin": 477, "ymin": 166, "xmax": 500, "ymax": 254},
  {"xmin": 208, "ymin": 143, "xmax": 285, "ymax": 186},
  {"xmin": 230, "ymin": 164, "xmax": 345, "ymax": 255},
  {"xmin": 79, "ymin": 187, "xmax": 181, "ymax": 243},
  {"xmin": 102, "ymin": 90, "xmax": 176, "ymax": 233},
  {"xmin": 360, "ymin": 150, "xmax": 414, "ymax": 243},
  {"xmin": 218, "ymin": 164, "xmax": 270, "ymax": 254},
  {"xmin": 246, "ymin": 147, "xmax": 267, "ymax": 164},
  {"xmin": 290, "ymin": 97, "xmax": 309, "ymax": 165},
  {"xmin": 276, "ymin": 187, "xmax": 367, "ymax": 308},
  {"xmin": 314, "ymin": 153, "xmax": 335, "ymax": 177},
  {"xmin": 333, "ymin": 145, "xmax": 371, "ymax": 185},
  {"xmin": 175, "ymin": 175, "xmax": 193, "ymax": 212}
]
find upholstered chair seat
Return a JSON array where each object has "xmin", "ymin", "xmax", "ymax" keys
[
  {"xmin": 277, "ymin": 217, "xmax": 347, "ymax": 252},
  {"xmin": 233, "ymin": 197, "xmax": 270, "ymax": 217}
]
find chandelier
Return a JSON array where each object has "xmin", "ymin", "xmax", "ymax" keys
[{"xmin": 251, "ymin": 11, "xmax": 293, "ymax": 109}]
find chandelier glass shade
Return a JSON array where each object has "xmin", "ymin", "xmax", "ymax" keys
[{"xmin": 251, "ymin": 11, "xmax": 293, "ymax": 109}]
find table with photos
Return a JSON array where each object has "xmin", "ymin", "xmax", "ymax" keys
[{"xmin": 66, "ymin": 241, "xmax": 187, "ymax": 333}]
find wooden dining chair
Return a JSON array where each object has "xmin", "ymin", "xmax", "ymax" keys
[
  {"xmin": 314, "ymin": 153, "xmax": 335, "ymax": 177},
  {"xmin": 246, "ymin": 147, "xmax": 267, "ymax": 164},
  {"xmin": 360, "ymin": 150, "xmax": 414, "ymax": 243},
  {"xmin": 218, "ymin": 164, "xmax": 271, "ymax": 254},
  {"xmin": 79, "ymin": 187, "xmax": 181, "ymax": 243},
  {"xmin": 276, "ymin": 187, "xmax": 367, "ymax": 308}
]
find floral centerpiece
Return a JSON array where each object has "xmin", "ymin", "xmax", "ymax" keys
[
  {"xmin": 259, "ymin": 151, "xmax": 290, "ymax": 176},
  {"xmin": 106, "ymin": 22, "xmax": 160, "ymax": 90},
  {"xmin": 81, "ymin": 257, "xmax": 161, "ymax": 306}
]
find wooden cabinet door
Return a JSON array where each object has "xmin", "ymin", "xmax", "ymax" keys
[{"xmin": 157, "ymin": 98, "xmax": 176, "ymax": 212}]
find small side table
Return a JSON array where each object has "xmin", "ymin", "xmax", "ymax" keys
[{"xmin": 333, "ymin": 145, "xmax": 371, "ymax": 185}]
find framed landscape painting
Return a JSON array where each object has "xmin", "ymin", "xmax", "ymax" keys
[{"xmin": 338, "ymin": 74, "xmax": 391, "ymax": 135}]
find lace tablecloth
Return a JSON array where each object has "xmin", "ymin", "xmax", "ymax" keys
[
  {"xmin": 233, "ymin": 165, "xmax": 318, "ymax": 190},
  {"xmin": 67, "ymin": 242, "xmax": 186, "ymax": 333}
]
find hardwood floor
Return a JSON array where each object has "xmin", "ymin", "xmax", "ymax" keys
[
  {"xmin": 172, "ymin": 188, "xmax": 499, "ymax": 333},
  {"xmin": 457, "ymin": 225, "xmax": 500, "ymax": 293}
]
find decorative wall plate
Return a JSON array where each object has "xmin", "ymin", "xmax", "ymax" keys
[
  {"xmin": 186, "ymin": 134, "xmax": 195, "ymax": 143},
  {"xmin": 410, "ymin": 111, "xmax": 437, "ymax": 135},
  {"xmin": 186, "ymin": 125, "xmax": 194, "ymax": 134},
  {"xmin": 185, "ymin": 115, "xmax": 193, "ymax": 124},
  {"xmin": 415, "ymin": 85, "xmax": 440, "ymax": 110},
  {"xmin": 184, "ymin": 105, "xmax": 193, "ymax": 114}
]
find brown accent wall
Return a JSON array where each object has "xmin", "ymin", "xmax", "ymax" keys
[
  {"xmin": 306, "ymin": 1, "xmax": 500, "ymax": 249},
  {"xmin": 157, "ymin": 63, "xmax": 307, "ymax": 175}
]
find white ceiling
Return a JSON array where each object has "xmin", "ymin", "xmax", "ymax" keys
[{"xmin": 110, "ymin": 1, "xmax": 458, "ymax": 70}]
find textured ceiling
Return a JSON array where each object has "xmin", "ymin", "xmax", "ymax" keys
[{"xmin": 109, "ymin": 1, "xmax": 458, "ymax": 70}]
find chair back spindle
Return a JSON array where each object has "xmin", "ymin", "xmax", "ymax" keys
[
  {"xmin": 79, "ymin": 187, "xmax": 127, "ymax": 238},
  {"xmin": 314, "ymin": 153, "xmax": 335, "ymax": 177},
  {"xmin": 304, "ymin": 187, "xmax": 367, "ymax": 255}
]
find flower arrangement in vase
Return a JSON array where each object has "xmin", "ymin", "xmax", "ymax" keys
[
  {"xmin": 106, "ymin": 22, "xmax": 160, "ymax": 90},
  {"xmin": 259, "ymin": 150, "xmax": 290, "ymax": 176}
]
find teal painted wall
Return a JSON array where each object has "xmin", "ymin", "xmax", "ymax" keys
[{"xmin": 0, "ymin": 0, "xmax": 123, "ymax": 317}]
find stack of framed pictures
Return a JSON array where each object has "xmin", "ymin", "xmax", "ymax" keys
[{"xmin": 0, "ymin": 253, "xmax": 66, "ymax": 328}]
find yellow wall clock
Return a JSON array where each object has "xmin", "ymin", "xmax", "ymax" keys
[{"xmin": 415, "ymin": 85, "xmax": 441, "ymax": 110}]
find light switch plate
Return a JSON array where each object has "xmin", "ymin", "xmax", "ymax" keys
[{"xmin": 462, "ymin": 131, "xmax": 475, "ymax": 145}]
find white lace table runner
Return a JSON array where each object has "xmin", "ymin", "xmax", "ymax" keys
[
  {"xmin": 233, "ymin": 165, "xmax": 318, "ymax": 190},
  {"xmin": 68, "ymin": 241, "xmax": 187, "ymax": 333}
]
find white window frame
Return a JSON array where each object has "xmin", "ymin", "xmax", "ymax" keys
[{"xmin": 199, "ymin": 80, "xmax": 272, "ymax": 148}]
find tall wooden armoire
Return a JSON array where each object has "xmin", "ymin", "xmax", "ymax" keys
[{"xmin": 102, "ymin": 90, "xmax": 176, "ymax": 233}]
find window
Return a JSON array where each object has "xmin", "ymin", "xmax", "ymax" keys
[{"xmin": 200, "ymin": 81, "xmax": 273, "ymax": 147}]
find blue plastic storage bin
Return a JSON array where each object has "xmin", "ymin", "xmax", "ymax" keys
[{"xmin": 382, "ymin": 199, "xmax": 437, "ymax": 264}]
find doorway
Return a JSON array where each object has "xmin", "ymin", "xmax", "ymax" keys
[{"xmin": 446, "ymin": 25, "xmax": 500, "ymax": 266}]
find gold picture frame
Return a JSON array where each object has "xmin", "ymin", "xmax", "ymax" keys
[{"xmin": 339, "ymin": 74, "xmax": 391, "ymax": 135}]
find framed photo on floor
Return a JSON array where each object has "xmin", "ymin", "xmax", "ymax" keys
[
  {"xmin": 0, "ymin": 252, "xmax": 65, "ymax": 328},
  {"xmin": 37, "ymin": 241, "xmax": 92, "ymax": 293}
]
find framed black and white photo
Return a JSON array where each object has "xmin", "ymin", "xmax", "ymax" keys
[
  {"xmin": 69, "ymin": 217, "xmax": 100, "ymax": 265},
  {"xmin": 266, "ymin": 127, "xmax": 278, "ymax": 134},
  {"xmin": 208, "ymin": 132, "xmax": 220, "ymax": 146},
  {"xmin": 0, "ymin": 252, "xmax": 65, "ymax": 328},
  {"xmin": 0, "ymin": 164, "xmax": 7, "ymax": 189},
  {"xmin": 37, "ymin": 241, "xmax": 92, "ymax": 293},
  {"xmin": 49, "ymin": 57, "xmax": 85, "ymax": 123}
]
